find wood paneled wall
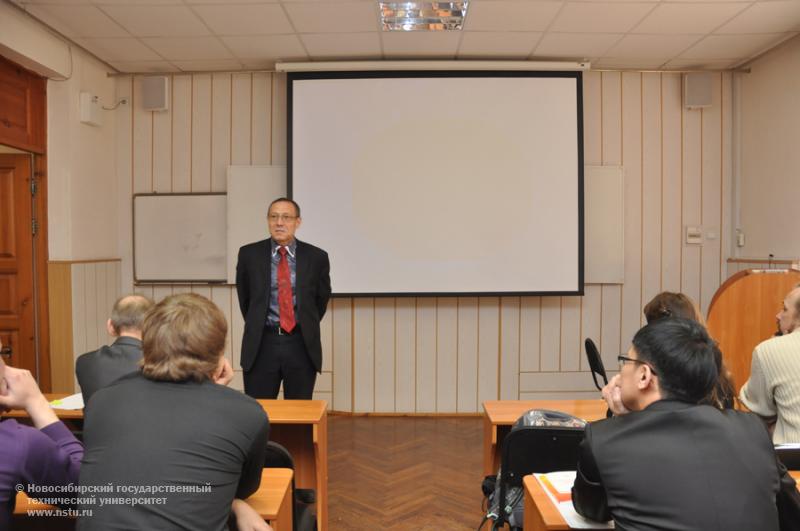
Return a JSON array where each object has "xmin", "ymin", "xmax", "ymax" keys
[
  {"xmin": 48, "ymin": 260, "xmax": 122, "ymax": 393},
  {"xmin": 114, "ymin": 71, "xmax": 734, "ymax": 412}
]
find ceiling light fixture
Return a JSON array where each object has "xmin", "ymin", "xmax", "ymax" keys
[{"xmin": 379, "ymin": 2, "xmax": 469, "ymax": 31}]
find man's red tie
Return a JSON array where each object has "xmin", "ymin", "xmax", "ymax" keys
[{"xmin": 277, "ymin": 247, "xmax": 296, "ymax": 332}]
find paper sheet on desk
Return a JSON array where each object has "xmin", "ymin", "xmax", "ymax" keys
[
  {"xmin": 535, "ymin": 471, "xmax": 614, "ymax": 529},
  {"xmin": 49, "ymin": 393, "xmax": 84, "ymax": 410}
]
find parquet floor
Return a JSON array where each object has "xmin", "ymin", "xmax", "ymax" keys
[{"xmin": 327, "ymin": 416, "xmax": 487, "ymax": 531}]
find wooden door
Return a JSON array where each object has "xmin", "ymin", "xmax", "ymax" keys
[{"xmin": 0, "ymin": 154, "xmax": 38, "ymax": 377}]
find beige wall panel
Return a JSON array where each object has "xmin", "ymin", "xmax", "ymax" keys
[
  {"xmin": 94, "ymin": 264, "xmax": 109, "ymax": 344},
  {"xmin": 415, "ymin": 298, "xmax": 436, "ymax": 412},
  {"xmin": 134, "ymin": 285, "xmax": 154, "ymax": 299},
  {"xmin": 353, "ymin": 298, "xmax": 374, "ymax": 412},
  {"xmin": 211, "ymin": 73, "xmax": 232, "ymax": 193},
  {"xmin": 191, "ymin": 285, "xmax": 212, "ymax": 298},
  {"xmin": 49, "ymin": 262, "xmax": 75, "ymax": 393},
  {"xmin": 519, "ymin": 296, "xmax": 541, "ymax": 372},
  {"xmin": 620, "ymin": 72, "xmax": 643, "ymax": 348},
  {"xmin": 316, "ymin": 372, "xmax": 332, "ymax": 393},
  {"xmin": 560, "ymin": 296, "xmax": 581, "ymax": 371},
  {"xmin": 520, "ymin": 391, "xmax": 602, "ymax": 401},
  {"xmin": 210, "ymin": 286, "xmax": 233, "ymax": 364},
  {"xmin": 83, "ymin": 264, "xmax": 100, "ymax": 350},
  {"xmin": 699, "ymin": 74, "xmax": 723, "ymax": 316},
  {"xmin": 520, "ymin": 372, "xmax": 596, "ymax": 393},
  {"xmin": 172, "ymin": 75, "xmax": 192, "ymax": 193},
  {"xmin": 682, "ymin": 104, "xmax": 702, "ymax": 304},
  {"xmin": 499, "ymin": 297, "xmax": 520, "ymax": 400},
  {"xmin": 436, "ymin": 297, "xmax": 458, "ymax": 411},
  {"xmin": 641, "ymin": 73, "xmax": 663, "ymax": 306},
  {"xmin": 320, "ymin": 302, "xmax": 333, "ymax": 373},
  {"xmin": 331, "ymin": 298, "xmax": 353, "ymax": 412},
  {"xmin": 580, "ymin": 286, "xmax": 602, "ymax": 371},
  {"xmin": 171, "ymin": 286, "xmax": 193, "ymax": 295},
  {"xmin": 231, "ymin": 73, "xmax": 253, "ymax": 166},
  {"xmin": 153, "ymin": 91, "xmax": 171, "ymax": 194},
  {"xmin": 600, "ymin": 72, "xmax": 623, "ymax": 357},
  {"xmin": 251, "ymin": 73, "xmax": 271, "ymax": 166},
  {"xmin": 661, "ymin": 74, "xmax": 683, "ymax": 292},
  {"xmin": 583, "ymin": 71, "xmax": 602, "ymax": 165},
  {"xmin": 539, "ymin": 297, "xmax": 561, "ymax": 372},
  {"xmin": 719, "ymin": 73, "xmax": 733, "ymax": 285},
  {"xmin": 191, "ymin": 74, "xmax": 212, "ymax": 192},
  {"xmin": 272, "ymin": 74, "xmax": 287, "ymax": 165},
  {"xmin": 374, "ymin": 298, "xmax": 396, "ymax": 412},
  {"xmin": 151, "ymin": 285, "xmax": 172, "ymax": 303},
  {"xmin": 116, "ymin": 77, "xmax": 134, "ymax": 290},
  {"xmin": 394, "ymin": 298, "xmax": 416, "ymax": 412},
  {"xmin": 477, "ymin": 297, "xmax": 499, "ymax": 404},
  {"xmin": 231, "ymin": 288, "xmax": 244, "ymax": 371},
  {"xmin": 457, "ymin": 297, "xmax": 478, "ymax": 412},
  {"xmin": 231, "ymin": 370, "xmax": 244, "ymax": 392},
  {"xmin": 132, "ymin": 79, "xmax": 153, "ymax": 195}
]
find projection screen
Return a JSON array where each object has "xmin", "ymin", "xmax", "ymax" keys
[{"xmin": 288, "ymin": 71, "xmax": 583, "ymax": 296}]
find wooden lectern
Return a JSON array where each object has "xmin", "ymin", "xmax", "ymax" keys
[{"xmin": 706, "ymin": 268, "xmax": 800, "ymax": 393}]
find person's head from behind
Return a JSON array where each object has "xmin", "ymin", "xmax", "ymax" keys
[
  {"xmin": 643, "ymin": 292, "xmax": 703, "ymax": 325},
  {"xmin": 776, "ymin": 285, "xmax": 800, "ymax": 335},
  {"xmin": 618, "ymin": 318, "xmax": 720, "ymax": 411},
  {"xmin": 107, "ymin": 294, "xmax": 154, "ymax": 338},
  {"xmin": 141, "ymin": 293, "xmax": 228, "ymax": 383}
]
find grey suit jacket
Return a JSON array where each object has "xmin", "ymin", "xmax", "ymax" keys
[
  {"xmin": 75, "ymin": 337, "xmax": 142, "ymax": 405},
  {"xmin": 573, "ymin": 399, "xmax": 784, "ymax": 531}
]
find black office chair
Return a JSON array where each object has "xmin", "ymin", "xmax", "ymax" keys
[
  {"xmin": 263, "ymin": 441, "xmax": 317, "ymax": 531},
  {"xmin": 776, "ymin": 446, "xmax": 800, "ymax": 470},
  {"xmin": 492, "ymin": 425, "xmax": 585, "ymax": 530},
  {"xmin": 584, "ymin": 338, "xmax": 608, "ymax": 391}
]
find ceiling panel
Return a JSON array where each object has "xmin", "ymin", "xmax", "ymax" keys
[
  {"xmin": 550, "ymin": 2, "xmax": 656, "ymax": 34},
  {"xmin": 301, "ymin": 32, "xmax": 382, "ymax": 58},
  {"xmin": 681, "ymin": 33, "xmax": 790, "ymax": 60},
  {"xmin": 534, "ymin": 32, "xmax": 621, "ymax": 58},
  {"xmin": 606, "ymin": 34, "xmax": 703, "ymax": 58},
  {"xmin": 100, "ymin": 5, "xmax": 210, "ymax": 37},
  {"xmin": 141, "ymin": 36, "xmax": 234, "ymax": 61},
  {"xmin": 633, "ymin": 2, "xmax": 749, "ymax": 35},
  {"xmin": 381, "ymin": 31, "xmax": 461, "ymax": 57},
  {"xmin": 463, "ymin": 1, "xmax": 563, "ymax": 32},
  {"xmin": 74, "ymin": 37, "xmax": 162, "ymax": 62},
  {"xmin": 221, "ymin": 35, "xmax": 308, "ymax": 60},
  {"xmin": 284, "ymin": 3, "xmax": 378, "ymax": 34},
  {"xmin": 24, "ymin": 4, "xmax": 127, "ymax": 38},
  {"xmin": 192, "ymin": 4, "xmax": 294, "ymax": 35},
  {"xmin": 457, "ymin": 31, "xmax": 540, "ymax": 58}
]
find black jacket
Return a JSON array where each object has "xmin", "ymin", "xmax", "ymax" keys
[
  {"xmin": 573, "ymin": 399, "xmax": 786, "ymax": 531},
  {"xmin": 75, "ymin": 336, "xmax": 143, "ymax": 404},
  {"xmin": 236, "ymin": 238, "xmax": 331, "ymax": 372}
]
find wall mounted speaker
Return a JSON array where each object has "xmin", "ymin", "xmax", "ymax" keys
[
  {"xmin": 142, "ymin": 76, "xmax": 169, "ymax": 112},
  {"xmin": 683, "ymin": 72, "xmax": 713, "ymax": 109}
]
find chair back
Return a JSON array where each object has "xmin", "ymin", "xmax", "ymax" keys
[
  {"xmin": 776, "ymin": 447, "xmax": 800, "ymax": 470},
  {"xmin": 499, "ymin": 426, "xmax": 585, "ymax": 488},
  {"xmin": 584, "ymin": 338, "xmax": 608, "ymax": 391}
]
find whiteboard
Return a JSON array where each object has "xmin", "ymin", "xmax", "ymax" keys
[
  {"xmin": 226, "ymin": 166, "xmax": 286, "ymax": 283},
  {"xmin": 584, "ymin": 166, "xmax": 624, "ymax": 284},
  {"xmin": 133, "ymin": 194, "xmax": 227, "ymax": 282}
]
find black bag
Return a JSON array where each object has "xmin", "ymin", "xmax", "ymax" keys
[{"xmin": 480, "ymin": 409, "xmax": 586, "ymax": 530}]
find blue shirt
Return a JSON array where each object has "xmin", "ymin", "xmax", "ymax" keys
[{"xmin": 268, "ymin": 239, "xmax": 297, "ymax": 326}]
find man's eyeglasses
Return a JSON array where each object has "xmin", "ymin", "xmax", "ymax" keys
[
  {"xmin": 617, "ymin": 355, "xmax": 657, "ymax": 375},
  {"xmin": 268, "ymin": 214, "xmax": 297, "ymax": 222}
]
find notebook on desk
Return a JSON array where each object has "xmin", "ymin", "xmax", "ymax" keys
[{"xmin": 535, "ymin": 471, "xmax": 614, "ymax": 529}]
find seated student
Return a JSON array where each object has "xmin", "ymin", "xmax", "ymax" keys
[
  {"xmin": 77, "ymin": 294, "xmax": 271, "ymax": 531},
  {"xmin": 740, "ymin": 285, "xmax": 800, "ymax": 443},
  {"xmin": 572, "ymin": 318, "xmax": 791, "ymax": 531},
  {"xmin": 76, "ymin": 294, "xmax": 153, "ymax": 404},
  {"xmin": 643, "ymin": 291, "xmax": 736, "ymax": 409},
  {"xmin": 0, "ymin": 340, "xmax": 83, "ymax": 529}
]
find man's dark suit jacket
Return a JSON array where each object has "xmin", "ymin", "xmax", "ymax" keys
[
  {"xmin": 75, "ymin": 336, "xmax": 142, "ymax": 404},
  {"xmin": 236, "ymin": 238, "xmax": 331, "ymax": 373},
  {"xmin": 573, "ymin": 399, "xmax": 785, "ymax": 531}
]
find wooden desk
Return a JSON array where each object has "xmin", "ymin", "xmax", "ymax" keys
[
  {"xmin": 482, "ymin": 400, "xmax": 608, "ymax": 475},
  {"xmin": 525, "ymin": 471, "xmax": 800, "ymax": 530},
  {"xmin": 15, "ymin": 468, "xmax": 293, "ymax": 531},
  {"xmin": 4, "ymin": 395, "xmax": 329, "ymax": 531}
]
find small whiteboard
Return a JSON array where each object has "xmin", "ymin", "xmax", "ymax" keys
[
  {"xmin": 133, "ymin": 193, "xmax": 227, "ymax": 282},
  {"xmin": 584, "ymin": 166, "xmax": 624, "ymax": 284},
  {"xmin": 226, "ymin": 166, "xmax": 286, "ymax": 284}
]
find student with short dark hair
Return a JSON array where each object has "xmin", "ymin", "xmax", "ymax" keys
[
  {"xmin": 572, "ymin": 318, "xmax": 791, "ymax": 531},
  {"xmin": 77, "ymin": 293, "xmax": 271, "ymax": 531}
]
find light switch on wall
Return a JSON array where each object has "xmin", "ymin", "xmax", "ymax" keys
[{"xmin": 685, "ymin": 226, "xmax": 703, "ymax": 245}]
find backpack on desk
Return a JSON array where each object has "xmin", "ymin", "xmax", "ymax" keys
[{"xmin": 480, "ymin": 409, "xmax": 587, "ymax": 530}]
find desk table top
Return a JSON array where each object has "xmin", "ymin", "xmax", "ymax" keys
[{"xmin": 483, "ymin": 400, "xmax": 609, "ymax": 425}]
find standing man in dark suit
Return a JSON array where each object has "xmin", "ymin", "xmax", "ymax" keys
[
  {"xmin": 75, "ymin": 294, "xmax": 153, "ymax": 404},
  {"xmin": 236, "ymin": 197, "xmax": 331, "ymax": 399},
  {"xmin": 572, "ymin": 318, "xmax": 793, "ymax": 531}
]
